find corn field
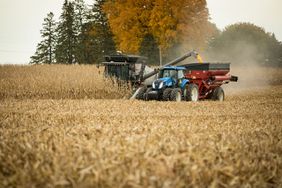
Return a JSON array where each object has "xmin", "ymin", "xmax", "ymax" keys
[
  {"xmin": 0, "ymin": 65, "xmax": 129, "ymax": 100},
  {"xmin": 0, "ymin": 65, "xmax": 281, "ymax": 187}
]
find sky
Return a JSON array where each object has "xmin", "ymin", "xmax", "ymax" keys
[{"xmin": 0, "ymin": 0, "xmax": 281, "ymax": 64}]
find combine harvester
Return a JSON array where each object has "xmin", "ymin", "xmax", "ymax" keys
[{"xmin": 103, "ymin": 51, "xmax": 238, "ymax": 102}]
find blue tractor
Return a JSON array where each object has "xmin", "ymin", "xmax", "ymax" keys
[{"xmin": 143, "ymin": 66, "xmax": 190, "ymax": 101}]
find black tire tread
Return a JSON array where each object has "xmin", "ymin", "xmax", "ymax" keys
[
  {"xmin": 136, "ymin": 86, "xmax": 147, "ymax": 100},
  {"xmin": 163, "ymin": 88, "xmax": 172, "ymax": 101},
  {"xmin": 212, "ymin": 87, "xmax": 225, "ymax": 101},
  {"xmin": 186, "ymin": 84, "xmax": 199, "ymax": 101},
  {"xmin": 170, "ymin": 88, "xmax": 182, "ymax": 101}
]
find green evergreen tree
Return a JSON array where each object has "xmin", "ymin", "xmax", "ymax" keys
[
  {"xmin": 84, "ymin": 0, "xmax": 116, "ymax": 64},
  {"xmin": 55, "ymin": 0, "xmax": 77, "ymax": 64},
  {"xmin": 30, "ymin": 12, "xmax": 56, "ymax": 64},
  {"xmin": 31, "ymin": 0, "xmax": 117, "ymax": 65},
  {"xmin": 73, "ymin": 0, "xmax": 89, "ymax": 64},
  {"xmin": 139, "ymin": 34, "xmax": 160, "ymax": 65}
]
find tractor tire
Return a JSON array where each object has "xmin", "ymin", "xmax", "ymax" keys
[
  {"xmin": 162, "ymin": 88, "xmax": 173, "ymax": 101},
  {"xmin": 144, "ymin": 88, "xmax": 152, "ymax": 101},
  {"xmin": 183, "ymin": 85, "xmax": 188, "ymax": 100},
  {"xmin": 186, "ymin": 84, "xmax": 199, "ymax": 102},
  {"xmin": 170, "ymin": 88, "xmax": 182, "ymax": 102},
  {"xmin": 212, "ymin": 87, "xmax": 225, "ymax": 101},
  {"xmin": 135, "ymin": 86, "xmax": 147, "ymax": 100}
]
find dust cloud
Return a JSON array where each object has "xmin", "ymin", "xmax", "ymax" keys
[
  {"xmin": 203, "ymin": 41, "xmax": 282, "ymax": 94},
  {"xmin": 158, "ymin": 41, "xmax": 281, "ymax": 95}
]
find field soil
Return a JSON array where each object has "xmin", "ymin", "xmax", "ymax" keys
[{"xmin": 0, "ymin": 65, "xmax": 282, "ymax": 187}]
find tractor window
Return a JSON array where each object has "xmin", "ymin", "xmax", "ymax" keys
[
  {"xmin": 160, "ymin": 69, "xmax": 177, "ymax": 79},
  {"xmin": 178, "ymin": 70, "xmax": 184, "ymax": 79}
]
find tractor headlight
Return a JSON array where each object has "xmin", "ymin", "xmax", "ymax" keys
[
  {"xmin": 152, "ymin": 82, "xmax": 156, "ymax": 89},
  {"xmin": 158, "ymin": 81, "xmax": 164, "ymax": 89}
]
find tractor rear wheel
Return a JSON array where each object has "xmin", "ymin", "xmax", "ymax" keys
[
  {"xmin": 186, "ymin": 84, "xmax": 199, "ymax": 102},
  {"xmin": 136, "ymin": 86, "xmax": 147, "ymax": 100},
  {"xmin": 163, "ymin": 88, "xmax": 172, "ymax": 101},
  {"xmin": 170, "ymin": 88, "xmax": 182, "ymax": 102},
  {"xmin": 212, "ymin": 87, "xmax": 225, "ymax": 101}
]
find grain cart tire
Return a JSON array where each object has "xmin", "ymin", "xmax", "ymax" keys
[
  {"xmin": 136, "ymin": 86, "xmax": 147, "ymax": 100},
  {"xmin": 170, "ymin": 88, "xmax": 182, "ymax": 102},
  {"xmin": 186, "ymin": 84, "xmax": 199, "ymax": 102},
  {"xmin": 163, "ymin": 88, "xmax": 173, "ymax": 101},
  {"xmin": 212, "ymin": 87, "xmax": 225, "ymax": 101}
]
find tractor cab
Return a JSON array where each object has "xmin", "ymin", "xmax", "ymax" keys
[
  {"xmin": 160, "ymin": 66, "xmax": 185, "ymax": 79},
  {"xmin": 153, "ymin": 66, "xmax": 186, "ymax": 89}
]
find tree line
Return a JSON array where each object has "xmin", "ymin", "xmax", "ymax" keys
[
  {"xmin": 30, "ymin": 0, "xmax": 115, "ymax": 64},
  {"xmin": 207, "ymin": 23, "xmax": 282, "ymax": 66},
  {"xmin": 31, "ymin": 0, "xmax": 216, "ymax": 65},
  {"xmin": 31, "ymin": 0, "xmax": 282, "ymax": 66}
]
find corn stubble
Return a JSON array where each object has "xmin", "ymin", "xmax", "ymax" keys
[{"xmin": 0, "ymin": 65, "xmax": 282, "ymax": 187}]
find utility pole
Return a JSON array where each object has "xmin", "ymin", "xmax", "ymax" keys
[{"xmin": 159, "ymin": 46, "xmax": 162, "ymax": 66}]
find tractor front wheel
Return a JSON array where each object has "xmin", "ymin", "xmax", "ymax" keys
[
  {"xmin": 170, "ymin": 88, "xmax": 182, "ymax": 102},
  {"xmin": 136, "ymin": 86, "xmax": 147, "ymax": 100},
  {"xmin": 186, "ymin": 84, "xmax": 199, "ymax": 102},
  {"xmin": 212, "ymin": 87, "xmax": 225, "ymax": 101},
  {"xmin": 163, "ymin": 88, "xmax": 172, "ymax": 101},
  {"xmin": 144, "ymin": 88, "xmax": 153, "ymax": 101}
]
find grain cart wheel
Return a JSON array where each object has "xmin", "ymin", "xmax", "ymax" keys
[
  {"xmin": 163, "ymin": 88, "xmax": 173, "ymax": 101},
  {"xmin": 212, "ymin": 87, "xmax": 225, "ymax": 101},
  {"xmin": 136, "ymin": 86, "xmax": 147, "ymax": 100},
  {"xmin": 186, "ymin": 84, "xmax": 199, "ymax": 102},
  {"xmin": 170, "ymin": 88, "xmax": 182, "ymax": 102}
]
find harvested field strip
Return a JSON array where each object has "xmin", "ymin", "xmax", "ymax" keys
[
  {"xmin": 1, "ymin": 65, "xmax": 282, "ymax": 187},
  {"xmin": 1, "ymin": 85, "xmax": 282, "ymax": 187}
]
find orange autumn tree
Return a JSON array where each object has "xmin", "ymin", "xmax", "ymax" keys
[
  {"xmin": 103, "ymin": 0, "xmax": 152, "ymax": 53},
  {"xmin": 103, "ymin": 0, "xmax": 215, "ymax": 55}
]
